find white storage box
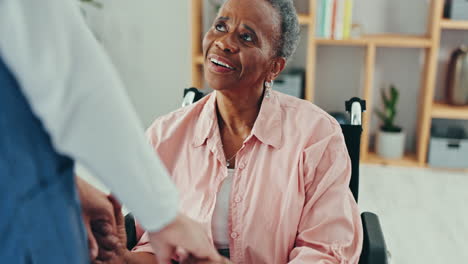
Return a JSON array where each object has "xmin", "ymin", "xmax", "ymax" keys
[
  {"xmin": 428, "ymin": 127, "xmax": 468, "ymax": 169},
  {"xmin": 450, "ymin": 0, "xmax": 468, "ymax": 20}
]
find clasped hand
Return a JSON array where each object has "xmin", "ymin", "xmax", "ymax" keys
[{"xmin": 77, "ymin": 177, "xmax": 230, "ymax": 264}]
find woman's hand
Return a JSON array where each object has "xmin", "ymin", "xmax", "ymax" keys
[
  {"xmin": 181, "ymin": 256, "xmax": 232, "ymax": 264},
  {"xmin": 76, "ymin": 177, "xmax": 119, "ymax": 261},
  {"xmin": 92, "ymin": 196, "xmax": 131, "ymax": 264}
]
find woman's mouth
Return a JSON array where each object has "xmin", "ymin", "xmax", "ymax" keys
[{"xmin": 207, "ymin": 56, "xmax": 236, "ymax": 73}]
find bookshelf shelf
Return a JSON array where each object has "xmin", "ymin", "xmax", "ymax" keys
[
  {"xmin": 432, "ymin": 102, "xmax": 468, "ymax": 120},
  {"xmin": 367, "ymin": 35, "xmax": 432, "ymax": 48},
  {"xmin": 316, "ymin": 34, "xmax": 432, "ymax": 48},
  {"xmin": 365, "ymin": 152, "xmax": 420, "ymax": 167},
  {"xmin": 440, "ymin": 19, "xmax": 468, "ymax": 30},
  {"xmin": 315, "ymin": 38, "xmax": 368, "ymax": 46}
]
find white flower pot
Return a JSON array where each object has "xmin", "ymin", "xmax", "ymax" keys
[{"xmin": 376, "ymin": 130, "xmax": 406, "ymax": 159}]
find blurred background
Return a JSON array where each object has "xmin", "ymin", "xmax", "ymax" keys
[
  {"xmin": 80, "ymin": 0, "xmax": 191, "ymax": 127},
  {"xmin": 77, "ymin": 0, "xmax": 468, "ymax": 263}
]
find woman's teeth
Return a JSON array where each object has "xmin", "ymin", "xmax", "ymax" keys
[{"xmin": 210, "ymin": 58, "xmax": 234, "ymax": 70}]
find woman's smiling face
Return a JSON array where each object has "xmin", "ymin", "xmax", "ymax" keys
[{"xmin": 202, "ymin": 0, "xmax": 283, "ymax": 93}]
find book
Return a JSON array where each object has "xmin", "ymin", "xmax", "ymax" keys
[
  {"xmin": 343, "ymin": 0, "xmax": 353, "ymax": 39},
  {"xmin": 322, "ymin": 0, "xmax": 334, "ymax": 39},
  {"xmin": 316, "ymin": 0, "xmax": 324, "ymax": 37},
  {"xmin": 334, "ymin": 0, "xmax": 346, "ymax": 40},
  {"xmin": 331, "ymin": 0, "xmax": 338, "ymax": 39}
]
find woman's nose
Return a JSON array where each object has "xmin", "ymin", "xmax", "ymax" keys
[{"xmin": 215, "ymin": 35, "xmax": 239, "ymax": 53}]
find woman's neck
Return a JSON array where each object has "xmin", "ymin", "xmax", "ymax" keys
[{"xmin": 215, "ymin": 89, "xmax": 263, "ymax": 137}]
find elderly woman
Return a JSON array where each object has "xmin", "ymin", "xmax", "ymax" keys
[{"xmin": 99, "ymin": 0, "xmax": 363, "ymax": 263}]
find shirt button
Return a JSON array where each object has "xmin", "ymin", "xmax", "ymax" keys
[
  {"xmin": 234, "ymin": 197, "xmax": 242, "ymax": 203},
  {"xmin": 230, "ymin": 232, "xmax": 239, "ymax": 239},
  {"xmin": 238, "ymin": 162, "xmax": 246, "ymax": 169}
]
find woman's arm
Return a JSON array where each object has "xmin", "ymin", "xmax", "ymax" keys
[
  {"xmin": 124, "ymin": 252, "xmax": 158, "ymax": 264},
  {"xmin": 76, "ymin": 176, "xmax": 118, "ymax": 261},
  {"xmin": 288, "ymin": 126, "xmax": 363, "ymax": 263},
  {"xmin": 91, "ymin": 250, "xmax": 157, "ymax": 264},
  {"xmin": 91, "ymin": 197, "xmax": 159, "ymax": 264}
]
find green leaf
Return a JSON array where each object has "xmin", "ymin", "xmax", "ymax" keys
[
  {"xmin": 381, "ymin": 88, "xmax": 390, "ymax": 108},
  {"xmin": 390, "ymin": 85, "xmax": 399, "ymax": 109},
  {"xmin": 377, "ymin": 84, "xmax": 401, "ymax": 130}
]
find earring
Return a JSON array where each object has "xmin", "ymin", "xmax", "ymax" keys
[{"xmin": 264, "ymin": 80, "xmax": 273, "ymax": 98}]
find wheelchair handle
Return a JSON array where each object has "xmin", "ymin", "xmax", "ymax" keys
[
  {"xmin": 182, "ymin": 87, "xmax": 205, "ymax": 107},
  {"xmin": 346, "ymin": 97, "xmax": 366, "ymax": 126},
  {"xmin": 182, "ymin": 91, "xmax": 196, "ymax": 107}
]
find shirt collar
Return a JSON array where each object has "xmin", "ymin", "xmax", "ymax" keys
[
  {"xmin": 192, "ymin": 92, "xmax": 217, "ymax": 147},
  {"xmin": 192, "ymin": 91, "xmax": 283, "ymax": 149}
]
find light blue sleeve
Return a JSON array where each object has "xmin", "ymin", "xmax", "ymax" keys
[{"xmin": 0, "ymin": 0, "xmax": 178, "ymax": 231}]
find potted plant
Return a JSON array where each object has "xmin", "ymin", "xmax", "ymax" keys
[{"xmin": 375, "ymin": 84, "xmax": 405, "ymax": 159}]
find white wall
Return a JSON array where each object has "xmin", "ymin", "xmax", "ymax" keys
[
  {"xmin": 81, "ymin": 0, "xmax": 191, "ymax": 128},
  {"xmin": 77, "ymin": 1, "xmax": 191, "ymax": 187}
]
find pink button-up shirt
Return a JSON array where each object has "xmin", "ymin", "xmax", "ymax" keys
[{"xmin": 133, "ymin": 91, "xmax": 363, "ymax": 263}]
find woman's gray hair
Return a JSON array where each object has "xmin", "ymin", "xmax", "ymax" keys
[{"xmin": 266, "ymin": 0, "xmax": 300, "ymax": 60}]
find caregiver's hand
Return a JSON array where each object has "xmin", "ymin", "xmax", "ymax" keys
[
  {"xmin": 148, "ymin": 214, "xmax": 222, "ymax": 264},
  {"xmin": 76, "ymin": 177, "xmax": 119, "ymax": 261}
]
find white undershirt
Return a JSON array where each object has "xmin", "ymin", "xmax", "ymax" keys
[{"xmin": 212, "ymin": 169, "xmax": 235, "ymax": 249}]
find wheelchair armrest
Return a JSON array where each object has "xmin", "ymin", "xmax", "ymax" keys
[
  {"xmin": 359, "ymin": 212, "xmax": 388, "ymax": 264},
  {"xmin": 125, "ymin": 213, "xmax": 138, "ymax": 251}
]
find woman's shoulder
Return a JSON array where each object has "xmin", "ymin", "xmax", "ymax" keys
[
  {"xmin": 275, "ymin": 91, "xmax": 340, "ymax": 132},
  {"xmin": 275, "ymin": 91, "xmax": 344, "ymax": 150},
  {"xmin": 146, "ymin": 94, "xmax": 211, "ymax": 138}
]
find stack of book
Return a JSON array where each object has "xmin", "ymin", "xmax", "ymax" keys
[{"xmin": 315, "ymin": 0, "xmax": 354, "ymax": 40}]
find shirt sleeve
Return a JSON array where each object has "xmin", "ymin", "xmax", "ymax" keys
[
  {"xmin": 288, "ymin": 124, "xmax": 363, "ymax": 263},
  {"xmin": 0, "ymin": 0, "xmax": 178, "ymax": 232},
  {"xmin": 131, "ymin": 223, "xmax": 155, "ymax": 254}
]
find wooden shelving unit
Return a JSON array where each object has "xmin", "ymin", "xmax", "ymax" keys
[
  {"xmin": 366, "ymin": 152, "xmax": 420, "ymax": 167},
  {"xmin": 190, "ymin": 0, "xmax": 468, "ymax": 169},
  {"xmin": 418, "ymin": 6, "xmax": 468, "ymax": 168},
  {"xmin": 440, "ymin": 19, "xmax": 468, "ymax": 30},
  {"xmin": 432, "ymin": 102, "xmax": 468, "ymax": 120},
  {"xmin": 315, "ymin": 34, "xmax": 432, "ymax": 48}
]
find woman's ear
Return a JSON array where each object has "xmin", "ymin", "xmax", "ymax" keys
[{"xmin": 268, "ymin": 57, "xmax": 287, "ymax": 81}]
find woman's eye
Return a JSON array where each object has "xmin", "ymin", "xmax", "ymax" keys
[
  {"xmin": 241, "ymin": 33, "xmax": 253, "ymax": 42},
  {"xmin": 215, "ymin": 23, "xmax": 227, "ymax": 32}
]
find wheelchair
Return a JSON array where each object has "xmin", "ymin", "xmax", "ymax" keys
[{"xmin": 125, "ymin": 88, "xmax": 389, "ymax": 264}]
